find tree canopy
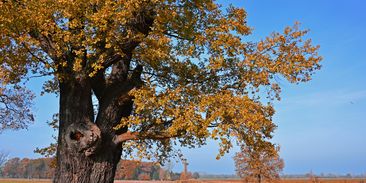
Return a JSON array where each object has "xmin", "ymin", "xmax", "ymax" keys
[{"xmin": 0, "ymin": 0, "xmax": 321, "ymax": 161}]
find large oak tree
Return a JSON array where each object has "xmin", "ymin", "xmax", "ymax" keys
[{"xmin": 0, "ymin": 0, "xmax": 321, "ymax": 182}]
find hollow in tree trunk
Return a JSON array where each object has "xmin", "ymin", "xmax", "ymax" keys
[{"xmin": 53, "ymin": 76, "xmax": 134, "ymax": 183}]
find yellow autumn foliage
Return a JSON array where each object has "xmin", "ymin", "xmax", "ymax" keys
[{"xmin": 0, "ymin": 0, "xmax": 321, "ymax": 159}]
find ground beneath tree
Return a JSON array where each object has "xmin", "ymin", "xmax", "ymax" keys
[{"xmin": 1, "ymin": 178, "xmax": 366, "ymax": 183}]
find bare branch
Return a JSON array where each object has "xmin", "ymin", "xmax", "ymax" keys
[
  {"xmin": 0, "ymin": 85, "xmax": 34, "ymax": 131},
  {"xmin": 113, "ymin": 131, "xmax": 179, "ymax": 144},
  {"xmin": 101, "ymin": 54, "xmax": 123, "ymax": 70},
  {"xmin": 22, "ymin": 43, "xmax": 54, "ymax": 70},
  {"xmin": 28, "ymin": 73, "xmax": 53, "ymax": 79},
  {"xmin": 90, "ymin": 71, "xmax": 106, "ymax": 101},
  {"xmin": 28, "ymin": 30, "xmax": 58, "ymax": 61},
  {"xmin": 163, "ymin": 31, "xmax": 195, "ymax": 41}
]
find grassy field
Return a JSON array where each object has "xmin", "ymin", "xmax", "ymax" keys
[
  {"xmin": 0, "ymin": 179, "xmax": 50, "ymax": 183},
  {"xmin": 183, "ymin": 179, "xmax": 366, "ymax": 183},
  {"xmin": 1, "ymin": 179, "xmax": 366, "ymax": 183}
]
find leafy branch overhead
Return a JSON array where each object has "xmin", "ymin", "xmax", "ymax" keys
[{"xmin": 0, "ymin": 0, "xmax": 321, "ymax": 160}]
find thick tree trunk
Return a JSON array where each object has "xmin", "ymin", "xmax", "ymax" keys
[
  {"xmin": 257, "ymin": 174, "xmax": 262, "ymax": 183},
  {"xmin": 51, "ymin": 6, "xmax": 153, "ymax": 182},
  {"xmin": 53, "ymin": 79, "xmax": 125, "ymax": 183}
]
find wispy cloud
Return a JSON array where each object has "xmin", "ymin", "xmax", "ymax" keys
[{"xmin": 280, "ymin": 89, "xmax": 366, "ymax": 107}]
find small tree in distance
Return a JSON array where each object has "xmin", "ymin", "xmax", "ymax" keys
[
  {"xmin": 192, "ymin": 172, "xmax": 200, "ymax": 179},
  {"xmin": 234, "ymin": 144, "xmax": 284, "ymax": 183}
]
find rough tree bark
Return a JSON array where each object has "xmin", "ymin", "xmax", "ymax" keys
[
  {"xmin": 54, "ymin": 73, "xmax": 136, "ymax": 183},
  {"xmin": 52, "ymin": 6, "xmax": 154, "ymax": 183}
]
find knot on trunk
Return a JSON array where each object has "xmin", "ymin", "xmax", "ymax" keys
[{"xmin": 65, "ymin": 122, "xmax": 101, "ymax": 157}]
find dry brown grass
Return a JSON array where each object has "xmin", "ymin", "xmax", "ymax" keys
[
  {"xmin": 280, "ymin": 179, "xmax": 366, "ymax": 183},
  {"xmin": 181, "ymin": 179, "xmax": 366, "ymax": 183},
  {"xmin": 0, "ymin": 178, "xmax": 365, "ymax": 183},
  {"xmin": 0, "ymin": 179, "xmax": 51, "ymax": 183}
]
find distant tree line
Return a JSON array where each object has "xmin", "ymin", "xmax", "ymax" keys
[
  {"xmin": 114, "ymin": 160, "xmax": 162, "ymax": 180},
  {"xmin": 1, "ymin": 157, "xmax": 54, "ymax": 179},
  {"xmin": 113, "ymin": 159, "xmax": 199, "ymax": 180},
  {"xmin": 0, "ymin": 157, "xmax": 200, "ymax": 181}
]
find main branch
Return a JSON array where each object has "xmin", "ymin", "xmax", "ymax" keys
[{"xmin": 113, "ymin": 131, "xmax": 179, "ymax": 144}]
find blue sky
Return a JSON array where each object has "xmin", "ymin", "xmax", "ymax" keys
[{"xmin": 1, "ymin": 0, "xmax": 366, "ymax": 175}]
